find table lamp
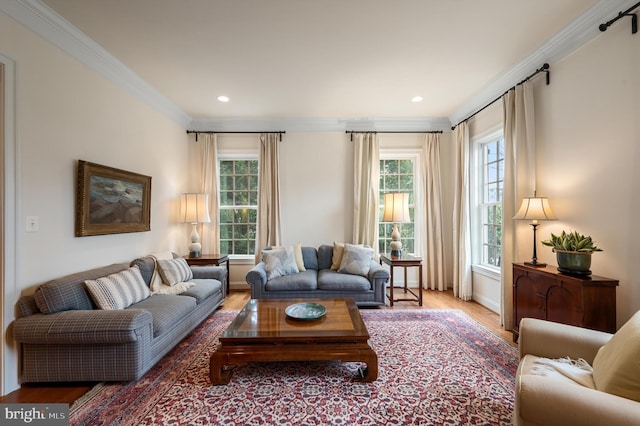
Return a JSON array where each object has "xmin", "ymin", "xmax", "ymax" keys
[
  {"xmin": 180, "ymin": 193, "xmax": 211, "ymax": 258},
  {"xmin": 513, "ymin": 192, "xmax": 556, "ymax": 267},
  {"xmin": 382, "ymin": 192, "xmax": 411, "ymax": 257}
]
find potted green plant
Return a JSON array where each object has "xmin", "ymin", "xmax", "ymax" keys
[{"xmin": 541, "ymin": 230, "xmax": 602, "ymax": 275}]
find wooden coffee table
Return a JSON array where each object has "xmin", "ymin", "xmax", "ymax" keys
[{"xmin": 209, "ymin": 298, "xmax": 378, "ymax": 385}]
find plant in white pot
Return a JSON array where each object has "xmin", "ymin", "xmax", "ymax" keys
[{"xmin": 541, "ymin": 230, "xmax": 602, "ymax": 275}]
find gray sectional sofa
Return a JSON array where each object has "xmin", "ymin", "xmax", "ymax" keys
[
  {"xmin": 246, "ymin": 244, "xmax": 389, "ymax": 306},
  {"xmin": 12, "ymin": 254, "xmax": 226, "ymax": 383}
]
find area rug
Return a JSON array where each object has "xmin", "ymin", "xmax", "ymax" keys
[{"xmin": 70, "ymin": 309, "xmax": 518, "ymax": 425}]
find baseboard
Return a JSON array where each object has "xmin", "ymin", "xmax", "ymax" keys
[
  {"xmin": 472, "ymin": 294, "xmax": 500, "ymax": 314},
  {"xmin": 229, "ymin": 282, "xmax": 250, "ymax": 291}
]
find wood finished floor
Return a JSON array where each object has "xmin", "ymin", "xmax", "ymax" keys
[{"xmin": 1, "ymin": 288, "xmax": 514, "ymax": 404}]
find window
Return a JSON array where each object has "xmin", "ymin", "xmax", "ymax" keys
[
  {"xmin": 219, "ymin": 159, "xmax": 258, "ymax": 256},
  {"xmin": 378, "ymin": 158, "xmax": 415, "ymax": 254},
  {"xmin": 478, "ymin": 137, "xmax": 504, "ymax": 268}
]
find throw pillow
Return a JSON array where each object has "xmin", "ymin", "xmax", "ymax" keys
[
  {"xmin": 157, "ymin": 258, "xmax": 194, "ymax": 286},
  {"xmin": 263, "ymin": 246, "xmax": 299, "ymax": 280},
  {"xmin": 338, "ymin": 244, "xmax": 374, "ymax": 276},
  {"xmin": 592, "ymin": 310, "xmax": 640, "ymax": 402},
  {"xmin": 153, "ymin": 281, "xmax": 195, "ymax": 295},
  {"xmin": 85, "ymin": 265, "xmax": 151, "ymax": 310},
  {"xmin": 293, "ymin": 242, "xmax": 306, "ymax": 272},
  {"xmin": 331, "ymin": 242, "xmax": 345, "ymax": 271},
  {"xmin": 149, "ymin": 251, "xmax": 174, "ymax": 292}
]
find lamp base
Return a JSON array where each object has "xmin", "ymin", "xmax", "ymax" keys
[
  {"xmin": 188, "ymin": 223, "xmax": 202, "ymax": 259},
  {"xmin": 390, "ymin": 224, "xmax": 402, "ymax": 258},
  {"xmin": 524, "ymin": 223, "xmax": 546, "ymax": 268}
]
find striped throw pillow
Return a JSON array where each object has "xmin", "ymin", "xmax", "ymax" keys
[
  {"xmin": 85, "ymin": 265, "xmax": 151, "ymax": 310},
  {"xmin": 157, "ymin": 258, "xmax": 193, "ymax": 286}
]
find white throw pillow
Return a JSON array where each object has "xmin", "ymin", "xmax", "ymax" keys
[
  {"xmin": 263, "ymin": 246, "xmax": 299, "ymax": 280},
  {"xmin": 338, "ymin": 244, "xmax": 374, "ymax": 276},
  {"xmin": 592, "ymin": 310, "xmax": 640, "ymax": 402},
  {"xmin": 85, "ymin": 265, "xmax": 151, "ymax": 310},
  {"xmin": 293, "ymin": 242, "xmax": 306, "ymax": 272},
  {"xmin": 157, "ymin": 258, "xmax": 194, "ymax": 286},
  {"xmin": 153, "ymin": 281, "xmax": 195, "ymax": 295},
  {"xmin": 149, "ymin": 251, "xmax": 174, "ymax": 292}
]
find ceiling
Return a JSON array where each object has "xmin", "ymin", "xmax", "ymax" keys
[{"xmin": 28, "ymin": 0, "xmax": 621, "ymax": 127}]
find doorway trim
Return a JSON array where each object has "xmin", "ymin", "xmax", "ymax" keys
[{"xmin": 1, "ymin": 52, "xmax": 19, "ymax": 395}]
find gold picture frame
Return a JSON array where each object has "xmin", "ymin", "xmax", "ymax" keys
[{"xmin": 76, "ymin": 160, "xmax": 151, "ymax": 237}]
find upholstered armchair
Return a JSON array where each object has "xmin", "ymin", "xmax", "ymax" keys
[{"xmin": 514, "ymin": 314, "xmax": 640, "ymax": 426}]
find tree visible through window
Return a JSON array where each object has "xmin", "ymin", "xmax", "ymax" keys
[
  {"xmin": 480, "ymin": 139, "xmax": 504, "ymax": 267},
  {"xmin": 379, "ymin": 158, "xmax": 415, "ymax": 254},
  {"xmin": 219, "ymin": 159, "xmax": 258, "ymax": 256}
]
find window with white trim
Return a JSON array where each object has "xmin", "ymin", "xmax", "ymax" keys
[
  {"xmin": 219, "ymin": 159, "xmax": 258, "ymax": 256},
  {"xmin": 378, "ymin": 157, "xmax": 416, "ymax": 254},
  {"xmin": 474, "ymin": 133, "xmax": 504, "ymax": 268}
]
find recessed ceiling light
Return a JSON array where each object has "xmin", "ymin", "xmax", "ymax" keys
[
  {"xmin": 411, "ymin": 96, "xmax": 423, "ymax": 103},
  {"xmin": 217, "ymin": 95, "xmax": 229, "ymax": 102}
]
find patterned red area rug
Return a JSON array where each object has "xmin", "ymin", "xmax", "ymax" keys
[{"xmin": 70, "ymin": 309, "xmax": 518, "ymax": 425}]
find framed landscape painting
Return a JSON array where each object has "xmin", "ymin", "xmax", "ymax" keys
[{"xmin": 75, "ymin": 160, "xmax": 151, "ymax": 237}]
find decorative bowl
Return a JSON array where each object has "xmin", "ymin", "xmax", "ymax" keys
[{"xmin": 285, "ymin": 302, "xmax": 327, "ymax": 320}]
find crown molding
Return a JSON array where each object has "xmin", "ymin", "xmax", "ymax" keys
[
  {"xmin": 3, "ymin": 0, "xmax": 636, "ymax": 132},
  {"xmin": 0, "ymin": 0, "xmax": 191, "ymax": 128},
  {"xmin": 448, "ymin": 0, "xmax": 640, "ymax": 126},
  {"xmin": 189, "ymin": 117, "xmax": 453, "ymax": 133}
]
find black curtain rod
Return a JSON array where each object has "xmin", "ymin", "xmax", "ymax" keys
[
  {"xmin": 345, "ymin": 131, "xmax": 443, "ymax": 134},
  {"xmin": 345, "ymin": 130, "xmax": 443, "ymax": 141},
  {"xmin": 599, "ymin": 1, "xmax": 640, "ymax": 34},
  {"xmin": 186, "ymin": 130, "xmax": 286, "ymax": 142},
  {"xmin": 451, "ymin": 63, "xmax": 550, "ymax": 130}
]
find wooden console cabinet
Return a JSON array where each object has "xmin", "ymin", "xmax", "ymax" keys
[{"xmin": 512, "ymin": 263, "xmax": 618, "ymax": 342}]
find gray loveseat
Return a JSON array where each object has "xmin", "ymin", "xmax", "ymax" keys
[
  {"xmin": 12, "ymin": 254, "xmax": 226, "ymax": 383},
  {"xmin": 246, "ymin": 244, "xmax": 389, "ymax": 306}
]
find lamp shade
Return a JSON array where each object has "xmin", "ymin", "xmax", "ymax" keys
[
  {"xmin": 382, "ymin": 193, "xmax": 410, "ymax": 223},
  {"xmin": 180, "ymin": 193, "xmax": 211, "ymax": 224},
  {"xmin": 513, "ymin": 195, "xmax": 556, "ymax": 221}
]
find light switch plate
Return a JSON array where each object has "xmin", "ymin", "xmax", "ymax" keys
[{"xmin": 26, "ymin": 216, "xmax": 39, "ymax": 232}]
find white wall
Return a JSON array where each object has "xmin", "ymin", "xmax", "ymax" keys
[
  {"xmin": 535, "ymin": 23, "xmax": 640, "ymax": 327},
  {"xmin": 467, "ymin": 21, "xmax": 640, "ymax": 323},
  {"xmin": 280, "ymin": 132, "xmax": 354, "ymax": 246},
  {"xmin": 1, "ymin": 12, "xmax": 188, "ymax": 393}
]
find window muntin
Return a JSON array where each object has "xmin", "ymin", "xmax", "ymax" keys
[
  {"xmin": 479, "ymin": 139, "xmax": 504, "ymax": 268},
  {"xmin": 219, "ymin": 159, "xmax": 258, "ymax": 256},
  {"xmin": 378, "ymin": 158, "xmax": 415, "ymax": 255}
]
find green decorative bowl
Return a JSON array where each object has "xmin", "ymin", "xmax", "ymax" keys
[
  {"xmin": 285, "ymin": 302, "xmax": 327, "ymax": 320},
  {"xmin": 555, "ymin": 250, "xmax": 592, "ymax": 275}
]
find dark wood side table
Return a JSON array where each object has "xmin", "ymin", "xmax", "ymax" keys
[
  {"xmin": 184, "ymin": 254, "xmax": 230, "ymax": 293},
  {"xmin": 379, "ymin": 253, "xmax": 423, "ymax": 307},
  {"xmin": 512, "ymin": 263, "xmax": 618, "ymax": 342}
]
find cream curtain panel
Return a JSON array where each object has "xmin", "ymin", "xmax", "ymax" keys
[
  {"xmin": 501, "ymin": 82, "xmax": 536, "ymax": 329},
  {"xmin": 420, "ymin": 133, "xmax": 447, "ymax": 290},
  {"xmin": 199, "ymin": 133, "xmax": 220, "ymax": 254},
  {"xmin": 452, "ymin": 123, "xmax": 473, "ymax": 300},
  {"xmin": 255, "ymin": 133, "xmax": 283, "ymax": 263},
  {"xmin": 352, "ymin": 133, "xmax": 380, "ymax": 248}
]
